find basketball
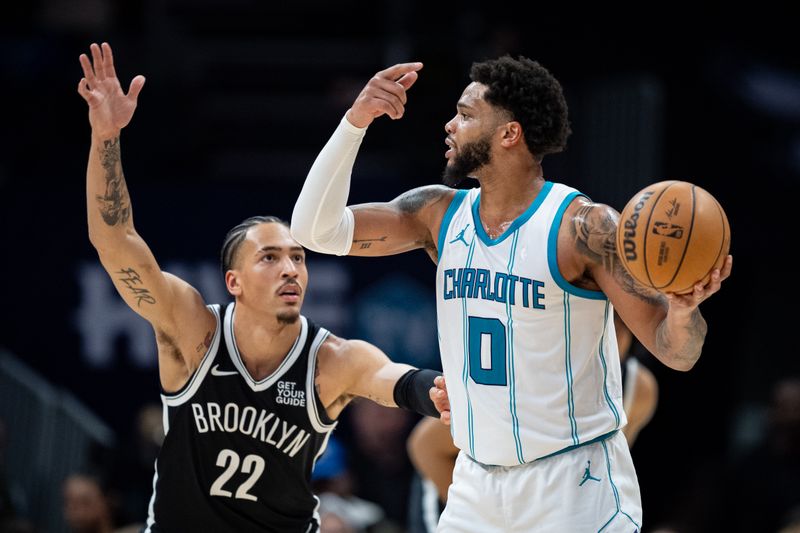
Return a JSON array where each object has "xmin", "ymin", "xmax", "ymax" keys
[{"xmin": 616, "ymin": 180, "xmax": 730, "ymax": 294}]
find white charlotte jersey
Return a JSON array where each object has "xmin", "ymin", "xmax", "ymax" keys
[{"xmin": 436, "ymin": 181, "xmax": 626, "ymax": 466}]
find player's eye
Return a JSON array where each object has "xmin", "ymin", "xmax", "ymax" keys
[
  {"xmin": 262, "ymin": 254, "xmax": 274, "ymax": 262},
  {"xmin": 293, "ymin": 254, "xmax": 304, "ymax": 263}
]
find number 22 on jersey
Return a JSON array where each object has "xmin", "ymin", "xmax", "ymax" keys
[{"xmin": 209, "ymin": 449, "xmax": 266, "ymax": 501}]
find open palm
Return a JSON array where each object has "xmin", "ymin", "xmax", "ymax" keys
[{"xmin": 77, "ymin": 42, "xmax": 145, "ymax": 139}]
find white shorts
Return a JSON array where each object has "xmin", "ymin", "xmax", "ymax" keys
[{"xmin": 437, "ymin": 431, "xmax": 642, "ymax": 532}]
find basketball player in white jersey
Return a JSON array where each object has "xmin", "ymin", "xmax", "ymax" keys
[
  {"xmin": 78, "ymin": 42, "xmax": 445, "ymax": 532},
  {"xmin": 405, "ymin": 312, "xmax": 658, "ymax": 532},
  {"xmin": 291, "ymin": 56, "xmax": 732, "ymax": 531}
]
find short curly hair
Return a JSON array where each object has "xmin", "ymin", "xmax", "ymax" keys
[{"xmin": 470, "ymin": 55, "xmax": 571, "ymax": 160}]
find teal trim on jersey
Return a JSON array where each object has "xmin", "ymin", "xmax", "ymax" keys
[
  {"xmin": 547, "ymin": 191, "xmax": 607, "ymax": 300},
  {"xmin": 564, "ymin": 292, "xmax": 579, "ymax": 445},
  {"xmin": 505, "ymin": 230, "xmax": 525, "ymax": 464},
  {"xmin": 471, "ymin": 181, "xmax": 554, "ymax": 246},
  {"xmin": 460, "ymin": 238, "xmax": 478, "ymax": 457},
  {"xmin": 598, "ymin": 301, "xmax": 621, "ymax": 429},
  {"xmin": 437, "ymin": 189, "xmax": 469, "ymax": 262},
  {"xmin": 598, "ymin": 439, "xmax": 641, "ymax": 532},
  {"xmin": 536, "ymin": 430, "xmax": 617, "ymax": 462}
]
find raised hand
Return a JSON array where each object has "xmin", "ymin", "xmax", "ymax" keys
[
  {"xmin": 346, "ymin": 62, "xmax": 423, "ymax": 128},
  {"xmin": 77, "ymin": 42, "xmax": 145, "ymax": 139}
]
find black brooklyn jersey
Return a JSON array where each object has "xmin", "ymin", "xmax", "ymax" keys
[{"xmin": 145, "ymin": 303, "xmax": 336, "ymax": 533}]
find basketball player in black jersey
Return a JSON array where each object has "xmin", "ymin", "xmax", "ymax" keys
[{"xmin": 78, "ymin": 42, "xmax": 445, "ymax": 533}]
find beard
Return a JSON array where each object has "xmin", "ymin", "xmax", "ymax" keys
[
  {"xmin": 442, "ymin": 137, "xmax": 493, "ymax": 187},
  {"xmin": 276, "ymin": 308, "xmax": 300, "ymax": 325}
]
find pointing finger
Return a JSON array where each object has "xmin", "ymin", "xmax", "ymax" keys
[{"xmin": 376, "ymin": 62, "xmax": 423, "ymax": 82}]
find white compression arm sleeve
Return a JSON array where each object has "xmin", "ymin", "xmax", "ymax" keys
[{"xmin": 290, "ymin": 115, "xmax": 367, "ymax": 256}]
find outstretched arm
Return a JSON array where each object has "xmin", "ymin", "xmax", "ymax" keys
[
  {"xmin": 79, "ymin": 43, "xmax": 214, "ymax": 390},
  {"xmin": 291, "ymin": 63, "xmax": 454, "ymax": 261},
  {"xmin": 314, "ymin": 335, "xmax": 443, "ymax": 421}
]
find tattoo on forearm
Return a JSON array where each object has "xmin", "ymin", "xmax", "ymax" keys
[
  {"xmin": 95, "ymin": 137, "xmax": 131, "ymax": 226},
  {"xmin": 616, "ymin": 264, "xmax": 664, "ymax": 306},
  {"xmin": 117, "ymin": 267, "xmax": 156, "ymax": 306},
  {"xmin": 396, "ymin": 186, "xmax": 448, "ymax": 214},
  {"xmin": 657, "ymin": 309, "xmax": 707, "ymax": 365},
  {"xmin": 353, "ymin": 236, "xmax": 387, "ymax": 250}
]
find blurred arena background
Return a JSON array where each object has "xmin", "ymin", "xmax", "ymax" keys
[{"xmin": 1, "ymin": 2, "xmax": 798, "ymax": 532}]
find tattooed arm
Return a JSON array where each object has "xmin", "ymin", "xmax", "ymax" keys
[
  {"xmin": 347, "ymin": 185, "xmax": 455, "ymax": 262},
  {"xmin": 561, "ymin": 197, "xmax": 731, "ymax": 371},
  {"xmin": 79, "ymin": 43, "xmax": 214, "ymax": 390}
]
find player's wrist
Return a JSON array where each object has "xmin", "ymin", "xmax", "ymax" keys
[
  {"xmin": 91, "ymin": 128, "xmax": 121, "ymax": 142},
  {"xmin": 393, "ymin": 369, "xmax": 442, "ymax": 418},
  {"xmin": 344, "ymin": 109, "xmax": 372, "ymax": 130}
]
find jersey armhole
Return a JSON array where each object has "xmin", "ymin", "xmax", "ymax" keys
[
  {"xmin": 161, "ymin": 304, "xmax": 222, "ymax": 405},
  {"xmin": 306, "ymin": 329, "xmax": 337, "ymax": 432},
  {"xmin": 436, "ymin": 189, "xmax": 469, "ymax": 262},
  {"xmin": 546, "ymin": 192, "xmax": 607, "ymax": 300}
]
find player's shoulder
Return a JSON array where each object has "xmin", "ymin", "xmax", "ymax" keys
[
  {"xmin": 394, "ymin": 185, "xmax": 459, "ymax": 217},
  {"xmin": 317, "ymin": 334, "xmax": 360, "ymax": 370},
  {"xmin": 315, "ymin": 334, "xmax": 380, "ymax": 394},
  {"xmin": 562, "ymin": 197, "xmax": 621, "ymax": 255},
  {"xmin": 563, "ymin": 195, "xmax": 620, "ymax": 224},
  {"xmin": 318, "ymin": 334, "xmax": 374, "ymax": 361}
]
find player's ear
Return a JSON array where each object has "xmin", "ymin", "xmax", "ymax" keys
[
  {"xmin": 499, "ymin": 121, "xmax": 523, "ymax": 147},
  {"xmin": 225, "ymin": 270, "xmax": 242, "ymax": 296}
]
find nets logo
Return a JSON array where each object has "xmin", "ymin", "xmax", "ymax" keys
[{"xmin": 276, "ymin": 381, "xmax": 305, "ymax": 407}]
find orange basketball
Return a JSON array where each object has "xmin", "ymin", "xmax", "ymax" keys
[{"xmin": 615, "ymin": 180, "xmax": 730, "ymax": 294}]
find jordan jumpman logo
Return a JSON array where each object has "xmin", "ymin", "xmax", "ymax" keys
[
  {"xmin": 449, "ymin": 224, "xmax": 471, "ymax": 246},
  {"xmin": 579, "ymin": 460, "xmax": 601, "ymax": 486}
]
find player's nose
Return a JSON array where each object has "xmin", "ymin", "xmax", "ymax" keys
[{"xmin": 280, "ymin": 257, "xmax": 299, "ymax": 278}]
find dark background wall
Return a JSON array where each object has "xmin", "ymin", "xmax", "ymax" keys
[{"xmin": 1, "ymin": 2, "xmax": 798, "ymax": 531}]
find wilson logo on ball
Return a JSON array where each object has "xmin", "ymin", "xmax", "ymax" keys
[{"xmin": 620, "ymin": 190, "xmax": 654, "ymax": 261}]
